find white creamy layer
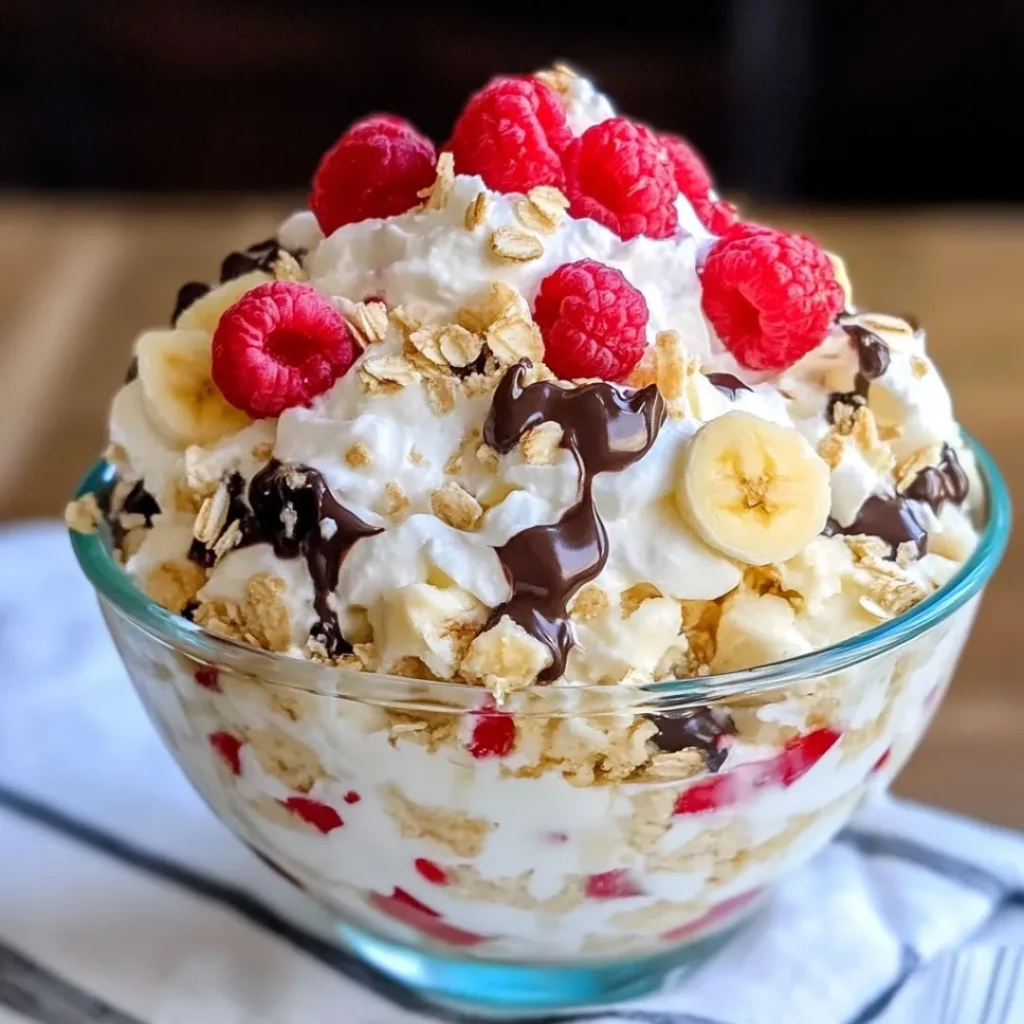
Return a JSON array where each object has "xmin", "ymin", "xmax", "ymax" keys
[{"xmin": 110, "ymin": 74, "xmax": 980, "ymax": 685}]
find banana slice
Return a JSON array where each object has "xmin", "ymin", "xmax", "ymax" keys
[
  {"xmin": 676, "ymin": 411, "xmax": 831, "ymax": 565},
  {"xmin": 174, "ymin": 270, "xmax": 270, "ymax": 333},
  {"xmin": 136, "ymin": 328, "xmax": 251, "ymax": 446}
]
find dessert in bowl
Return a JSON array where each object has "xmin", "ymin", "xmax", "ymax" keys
[{"xmin": 67, "ymin": 66, "xmax": 1010, "ymax": 1015}]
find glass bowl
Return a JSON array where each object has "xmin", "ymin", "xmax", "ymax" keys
[{"xmin": 69, "ymin": 436, "xmax": 1010, "ymax": 1018}]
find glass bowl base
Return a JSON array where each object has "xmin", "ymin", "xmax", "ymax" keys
[{"xmin": 335, "ymin": 914, "xmax": 753, "ymax": 1019}]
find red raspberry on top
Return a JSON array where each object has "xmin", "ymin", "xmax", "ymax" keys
[
  {"xmin": 212, "ymin": 281, "xmax": 357, "ymax": 418},
  {"xmin": 700, "ymin": 223, "xmax": 844, "ymax": 371},
  {"xmin": 660, "ymin": 132, "xmax": 739, "ymax": 234},
  {"xmin": 447, "ymin": 76, "xmax": 573, "ymax": 193},
  {"xmin": 533, "ymin": 259, "xmax": 649, "ymax": 381},
  {"xmin": 310, "ymin": 114, "xmax": 437, "ymax": 235},
  {"xmin": 564, "ymin": 118, "xmax": 679, "ymax": 241}
]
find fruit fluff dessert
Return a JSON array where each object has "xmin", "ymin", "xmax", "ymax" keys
[{"xmin": 69, "ymin": 66, "xmax": 985, "ymax": 962}]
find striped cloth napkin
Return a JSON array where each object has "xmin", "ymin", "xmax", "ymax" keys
[{"xmin": 2, "ymin": 521, "xmax": 1023, "ymax": 1024}]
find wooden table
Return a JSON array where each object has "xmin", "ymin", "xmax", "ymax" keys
[{"xmin": 1, "ymin": 198, "xmax": 1020, "ymax": 828}]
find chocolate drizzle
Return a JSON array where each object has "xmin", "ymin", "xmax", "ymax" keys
[
  {"xmin": 705, "ymin": 372, "xmax": 752, "ymax": 400},
  {"xmin": 220, "ymin": 238, "xmax": 285, "ymax": 283},
  {"xmin": 483, "ymin": 362, "xmax": 666, "ymax": 681},
  {"xmin": 171, "ymin": 281, "xmax": 211, "ymax": 325},
  {"xmin": 122, "ymin": 480, "xmax": 161, "ymax": 524},
  {"xmin": 905, "ymin": 444, "xmax": 969, "ymax": 513},
  {"xmin": 826, "ymin": 323, "xmax": 891, "ymax": 422},
  {"xmin": 824, "ymin": 495, "xmax": 928, "ymax": 557},
  {"xmin": 650, "ymin": 707, "xmax": 736, "ymax": 771},
  {"xmin": 246, "ymin": 461, "xmax": 381, "ymax": 656}
]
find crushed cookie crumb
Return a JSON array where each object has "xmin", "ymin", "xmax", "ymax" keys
[
  {"xmin": 252, "ymin": 441, "xmax": 274, "ymax": 462},
  {"xmin": 817, "ymin": 431, "xmax": 846, "ymax": 470},
  {"xmin": 521, "ymin": 420, "xmax": 564, "ymax": 465},
  {"xmin": 384, "ymin": 482, "xmax": 410, "ymax": 521},
  {"xmin": 241, "ymin": 573, "xmax": 293, "ymax": 651},
  {"xmin": 382, "ymin": 785, "xmax": 492, "ymax": 857},
  {"xmin": 489, "ymin": 226, "xmax": 544, "ymax": 263},
  {"xmin": 534, "ymin": 62, "xmax": 577, "ymax": 97},
  {"xmin": 425, "ymin": 374, "xmax": 459, "ymax": 416},
  {"xmin": 431, "ymin": 482, "xmax": 483, "ymax": 530},
  {"xmin": 460, "ymin": 617, "xmax": 551, "ymax": 698},
  {"xmin": 654, "ymin": 330, "xmax": 693, "ymax": 412},
  {"xmin": 464, "ymin": 191, "xmax": 489, "ymax": 231},
  {"xmin": 896, "ymin": 541, "xmax": 919, "ymax": 569},
  {"xmin": 345, "ymin": 442, "xmax": 374, "ymax": 469},
  {"xmin": 145, "ymin": 560, "xmax": 207, "ymax": 614},
  {"xmin": 475, "ymin": 442, "xmax": 500, "ymax": 472},
  {"xmin": 65, "ymin": 493, "xmax": 103, "ymax": 534},
  {"xmin": 408, "ymin": 447, "xmax": 425, "ymax": 466},
  {"xmin": 895, "ymin": 443, "xmax": 943, "ymax": 493},
  {"xmin": 271, "ymin": 250, "xmax": 306, "ymax": 282},
  {"xmin": 570, "ymin": 586, "xmax": 610, "ymax": 622},
  {"xmin": 910, "ymin": 355, "xmax": 930, "ymax": 379},
  {"xmin": 243, "ymin": 725, "xmax": 324, "ymax": 792}
]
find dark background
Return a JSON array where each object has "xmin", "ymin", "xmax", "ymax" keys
[{"xmin": 2, "ymin": 0, "xmax": 1022, "ymax": 203}]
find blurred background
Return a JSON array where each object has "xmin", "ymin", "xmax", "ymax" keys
[
  {"xmin": 3, "ymin": 0, "xmax": 1024, "ymax": 201},
  {"xmin": 0, "ymin": 1, "xmax": 1022, "ymax": 830}
]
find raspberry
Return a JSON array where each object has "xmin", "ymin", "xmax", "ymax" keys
[
  {"xmin": 212, "ymin": 281, "xmax": 357, "ymax": 418},
  {"xmin": 872, "ymin": 748, "xmax": 892, "ymax": 773},
  {"xmin": 674, "ymin": 728, "xmax": 841, "ymax": 814},
  {"xmin": 343, "ymin": 791, "xmax": 361, "ymax": 804},
  {"xmin": 533, "ymin": 259, "xmax": 649, "ymax": 381},
  {"xmin": 414, "ymin": 858, "xmax": 449, "ymax": 885},
  {"xmin": 193, "ymin": 665, "xmax": 220, "ymax": 691},
  {"xmin": 447, "ymin": 76, "xmax": 572, "ymax": 193},
  {"xmin": 585, "ymin": 870, "xmax": 644, "ymax": 900},
  {"xmin": 370, "ymin": 889, "xmax": 485, "ymax": 946},
  {"xmin": 208, "ymin": 731, "xmax": 242, "ymax": 775},
  {"xmin": 700, "ymin": 223, "xmax": 845, "ymax": 371},
  {"xmin": 468, "ymin": 713, "xmax": 516, "ymax": 758},
  {"xmin": 310, "ymin": 114, "xmax": 436, "ymax": 235},
  {"xmin": 660, "ymin": 890, "xmax": 762, "ymax": 942},
  {"xmin": 660, "ymin": 132, "xmax": 739, "ymax": 235},
  {"xmin": 564, "ymin": 118, "xmax": 679, "ymax": 241},
  {"xmin": 279, "ymin": 796, "xmax": 343, "ymax": 834}
]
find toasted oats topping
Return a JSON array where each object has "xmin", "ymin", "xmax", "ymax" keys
[
  {"xmin": 850, "ymin": 406, "xmax": 895, "ymax": 474},
  {"xmin": 347, "ymin": 300, "xmax": 389, "ymax": 346},
  {"xmin": 475, "ymin": 442, "xmax": 500, "ymax": 472},
  {"xmin": 359, "ymin": 354, "xmax": 420, "ymax": 392},
  {"xmin": 896, "ymin": 541, "xmax": 919, "ymax": 568},
  {"xmin": 464, "ymin": 191, "xmax": 489, "ymax": 231},
  {"xmin": 430, "ymin": 481, "xmax": 483, "ymax": 530},
  {"xmin": 212, "ymin": 519, "xmax": 242, "ymax": 561},
  {"xmin": 844, "ymin": 534, "xmax": 893, "ymax": 564},
  {"xmin": 570, "ymin": 586, "xmax": 610, "ymax": 622},
  {"xmin": 271, "ymin": 250, "xmax": 306, "ymax": 282},
  {"xmin": 145, "ymin": 560, "xmax": 207, "ymax": 614},
  {"xmin": 65, "ymin": 494, "xmax": 102, "ymax": 535},
  {"xmin": 817, "ymin": 431, "xmax": 846, "ymax": 470},
  {"xmin": 345, "ymin": 442, "xmax": 374, "ymax": 469},
  {"xmin": 193, "ymin": 482, "xmax": 230, "ymax": 546},
  {"xmin": 438, "ymin": 324, "xmax": 484, "ymax": 368},
  {"xmin": 418, "ymin": 152, "xmax": 455, "ymax": 211},
  {"xmin": 384, "ymin": 482, "xmax": 409, "ymax": 520},
  {"xmin": 490, "ymin": 226, "xmax": 544, "ymax": 263},
  {"xmin": 486, "ymin": 315, "xmax": 544, "ymax": 365},
  {"xmin": 521, "ymin": 420, "xmax": 564, "ymax": 465},
  {"xmin": 858, "ymin": 563, "xmax": 928, "ymax": 617},
  {"xmin": 251, "ymin": 441, "xmax": 274, "ymax": 462},
  {"xmin": 183, "ymin": 446, "xmax": 222, "ymax": 492},
  {"xmin": 425, "ymin": 374, "xmax": 459, "ymax": 416},
  {"xmin": 458, "ymin": 282, "xmax": 531, "ymax": 334},
  {"xmin": 534, "ymin": 62, "xmax": 578, "ymax": 97}
]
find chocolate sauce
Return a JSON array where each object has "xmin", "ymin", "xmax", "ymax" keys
[
  {"xmin": 188, "ymin": 473, "xmax": 259, "ymax": 570},
  {"xmin": 826, "ymin": 323, "xmax": 891, "ymax": 423},
  {"xmin": 824, "ymin": 494, "xmax": 928, "ymax": 557},
  {"xmin": 246, "ymin": 461, "xmax": 381, "ymax": 656},
  {"xmin": 122, "ymin": 480, "xmax": 161, "ymax": 524},
  {"xmin": 171, "ymin": 281, "xmax": 211, "ymax": 324},
  {"xmin": 705, "ymin": 372, "xmax": 752, "ymax": 400},
  {"xmin": 124, "ymin": 357, "xmax": 139, "ymax": 384},
  {"xmin": 650, "ymin": 706, "xmax": 736, "ymax": 772},
  {"xmin": 483, "ymin": 362, "xmax": 665, "ymax": 681},
  {"xmin": 904, "ymin": 444, "xmax": 969, "ymax": 513},
  {"xmin": 220, "ymin": 238, "xmax": 284, "ymax": 283}
]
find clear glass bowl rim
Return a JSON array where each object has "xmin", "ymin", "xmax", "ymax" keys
[{"xmin": 70, "ymin": 432, "xmax": 1011, "ymax": 709}]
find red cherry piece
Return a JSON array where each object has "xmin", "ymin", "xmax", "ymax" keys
[
  {"xmin": 468, "ymin": 713, "xmax": 516, "ymax": 759},
  {"xmin": 343, "ymin": 791, "xmax": 361, "ymax": 805},
  {"xmin": 279, "ymin": 796, "xmax": 343, "ymax": 834},
  {"xmin": 564, "ymin": 117, "xmax": 679, "ymax": 241},
  {"xmin": 447, "ymin": 76, "xmax": 572, "ymax": 193},
  {"xmin": 414, "ymin": 858, "xmax": 449, "ymax": 886},
  {"xmin": 585, "ymin": 869, "xmax": 644, "ymax": 900},
  {"xmin": 370, "ymin": 889, "xmax": 486, "ymax": 946},
  {"xmin": 212, "ymin": 281, "xmax": 357, "ymax": 418},
  {"xmin": 776, "ymin": 728, "xmax": 842, "ymax": 786},
  {"xmin": 546, "ymin": 831, "xmax": 569, "ymax": 845},
  {"xmin": 661, "ymin": 889, "xmax": 762, "ymax": 942},
  {"xmin": 310, "ymin": 114, "xmax": 437, "ymax": 235},
  {"xmin": 194, "ymin": 666, "xmax": 221, "ymax": 692},
  {"xmin": 872, "ymin": 748, "xmax": 892, "ymax": 773},
  {"xmin": 700, "ymin": 223, "xmax": 845, "ymax": 371},
  {"xmin": 533, "ymin": 258, "xmax": 649, "ymax": 381},
  {"xmin": 208, "ymin": 731, "xmax": 242, "ymax": 775}
]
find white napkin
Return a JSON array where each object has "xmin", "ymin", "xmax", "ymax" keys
[{"xmin": 1, "ymin": 522, "xmax": 1022, "ymax": 1024}]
